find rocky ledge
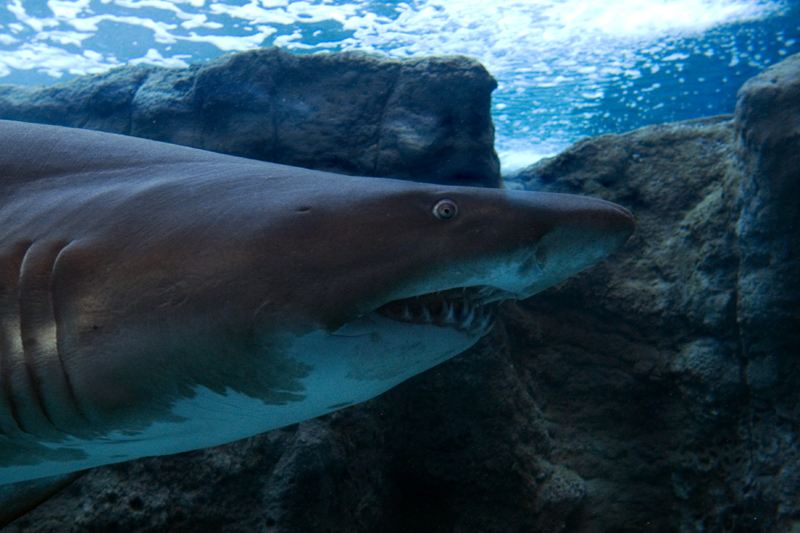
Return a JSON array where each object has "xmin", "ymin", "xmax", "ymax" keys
[{"xmin": 0, "ymin": 47, "xmax": 500, "ymax": 187}]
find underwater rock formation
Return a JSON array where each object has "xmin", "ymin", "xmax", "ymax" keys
[
  {"xmin": 0, "ymin": 47, "xmax": 500, "ymax": 187},
  {"xmin": 6, "ymin": 54, "xmax": 799, "ymax": 533},
  {"xmin": 733, "ymin": 55, "xmax": 800, "ymax": 401},
  {"xmin": 504, "ymin": 53, "xmax": 800, "ymax": 532}
]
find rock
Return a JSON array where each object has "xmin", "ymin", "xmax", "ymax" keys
[
  {"xmin": 502, "ymin": 53, "xmax": 800, "ymax": 531},
  {"xmin": 534, "ymin": 465, "xmax": 587, "ymax": 533},
  {"xmin": 0, "ymin": 48, "xmax": 500, "ymax": 187},
  {"xmin": 7, "ymin": 53, "xmax": 800, "ymax": 533},
  {"xmin": 733, "ymin": 53, "xmax": 800, "ymax": 398},
  {"xmin": 506, "ymin": 115, "xmax": 750, "ymax": 532}
]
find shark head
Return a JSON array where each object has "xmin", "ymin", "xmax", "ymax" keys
[
  {"xmin": 247, "ymin": 178, "xmax": 634, "ymax": 393},
  {"xmin": 301, "ymin": 183, "xmax": 635, "ymax": 333},
  {"xmin": 252, "ymin": 179, "xmax": 634, "ymax": 334}
]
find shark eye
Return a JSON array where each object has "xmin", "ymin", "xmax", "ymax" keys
[{"xmin": 433, "ymin": 199, "xmax": 458, "ymax": 220}]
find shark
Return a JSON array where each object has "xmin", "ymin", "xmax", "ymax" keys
[{"xmin": 0, "ymin": 119, "xmax": 634, "ymax": 526}]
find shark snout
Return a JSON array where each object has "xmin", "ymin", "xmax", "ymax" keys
[
  {"xmin": 510, "ymin": 190, "xmax": 635, "ymax": 247},
  {"xmin": 592, "ymin": 200, "xmax": 635, "ymax": 237},
  {"xmin": 540, "ymin": 192, "xmax": 635, "ymax": 236},
  {"xmin": 501, "ymin": 191, "xmax": 635, "ymax": 298},
  {"xmin": 548, "ymin": 193, "xmax": 635, "ymax": 259},
  {"xmin": 580, "ymin": 199, "xmax": 636, "ymax": 252}
]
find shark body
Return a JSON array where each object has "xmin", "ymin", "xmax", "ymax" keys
[{"xmin": 0, "ymin": 119, "xmax": 633, "ymax": 524}]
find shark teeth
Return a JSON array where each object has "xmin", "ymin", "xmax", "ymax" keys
[{"xmin": 375, "ymin": 286, "xmax": 501, "ymax": 335}]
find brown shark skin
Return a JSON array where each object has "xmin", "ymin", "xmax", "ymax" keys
[{"xmin": 0, "ymin": 120, "xmax": 634, "ymax": 483}]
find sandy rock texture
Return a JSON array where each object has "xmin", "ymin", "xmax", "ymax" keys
[
  {"xmin": 0, "ymin": 47, "xmax": 500, "ymax": 187},
  {"xmin": 5, "ymin": 54, "xmax": 799, "ymax": 532}
]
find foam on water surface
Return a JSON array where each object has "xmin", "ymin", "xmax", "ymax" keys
[{"xmin": 0, "ymin": 0, "xmax": 796, "ymax": 171}]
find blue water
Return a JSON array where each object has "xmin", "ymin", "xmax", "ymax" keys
[{"xmin": 0, "ymin": 0, "xmax": 797, "ymax": 172}]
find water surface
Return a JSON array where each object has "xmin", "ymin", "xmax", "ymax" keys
[{"xmin": 0, "ymin": 0, "xmax": 796, "ymax": 171}]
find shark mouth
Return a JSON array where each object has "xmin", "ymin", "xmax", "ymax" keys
[{"xmin": 375, "ymin": 286, "xmax": 513, "ymax": 336}]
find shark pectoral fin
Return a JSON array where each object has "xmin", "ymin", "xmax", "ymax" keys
[{"xmin": 0, "ymin": 470, "xmax": 87, "ymax": 529}]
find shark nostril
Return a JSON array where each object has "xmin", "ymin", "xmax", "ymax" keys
[{"xmin": 517, "ymin": 245, "xmax": 546, "ymax": 277}]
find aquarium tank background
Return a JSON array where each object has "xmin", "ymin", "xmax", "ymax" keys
[
  {"xmin": 2, "ymin": 2, "xmax": 800, "ymax": 532},
  {"xmin": 0, "ymin": 0, "xmax": 797, "ymax": 172}
]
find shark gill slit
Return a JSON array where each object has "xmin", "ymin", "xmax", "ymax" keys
[
  {"xmin": 16, "ymin": 241, "xmax": 86, "ymax": 437},
  {"xmin": 0, "ymin": 241, "xmax": 33, "ymax": 437},
  {"xmin": 52, "ymin": 243, "xmax": 88, "ymax": 428}
]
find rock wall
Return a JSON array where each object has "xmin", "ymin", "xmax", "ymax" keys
[
  {"xmin": 734, "ymin": 57, "xmax": 800, "ymax": 402},
  {"xmin": 504, "ymin": 53, "xmax": 800, "ymax": 532},
  {"xmin": 0, "ymin": 47, "xmax": 500, "ymax": 187},
  {"xmin": 6, "ymin": 54, "xmax": 799, "ymax": 533}
]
